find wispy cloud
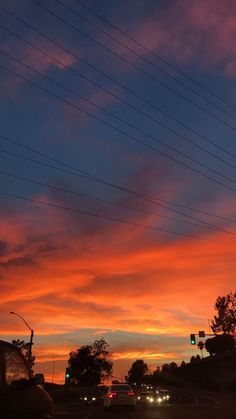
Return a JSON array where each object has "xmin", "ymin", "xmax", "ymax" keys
[
  {"xmin": 107, "ymin": 0, "xmax": 236, "ymax": 77},
  {"xmin": 1, "ymin": 186, "xmax": 235, "ymax": 341}
]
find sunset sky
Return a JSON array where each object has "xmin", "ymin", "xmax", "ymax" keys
[{"xmin": 0, "ymin": 0, "xmax": 236, "ymax": 384}]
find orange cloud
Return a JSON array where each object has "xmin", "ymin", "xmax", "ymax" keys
[{"xmin": 0, "ymin": 186, "xmax": 235, "ymax": 382}]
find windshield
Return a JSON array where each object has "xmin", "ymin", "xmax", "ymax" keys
[{"xmin": 5, "ymin": 348, "xmax": 29, "ymax": 385}]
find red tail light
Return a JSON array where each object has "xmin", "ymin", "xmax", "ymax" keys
[
  {"xmin": 108, "ymin": 392, "xmax": 117, "ymax": 398},
  {"xmin": 128, "ymin": 391, "xmax": 134, "ymax": 396}
]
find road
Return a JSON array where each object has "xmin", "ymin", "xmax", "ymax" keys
[{"xmin": 55, "ymin": 397, "xmax": 235, "ymax": 419}]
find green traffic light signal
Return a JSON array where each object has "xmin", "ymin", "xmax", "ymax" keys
[
  {"xmin": 190, "ymin": 333, "xmax": 196, "ymax": 345},
  {"xmin": 65, "ymin": 367, "xmax": 71, "ymax": 381}
]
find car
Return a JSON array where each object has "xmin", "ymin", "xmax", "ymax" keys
[
  {"xmin": 147, "ymin": 392, "xmax": 164, "ymax": 407},
  {"xmin": 104, "ymin": 383, "xmax": 136, "ymax": 411},
  {"xmin": 0, "ymin": 340, "xmax": 55, "ymax": 419},
  {"xmin": 136, "ymin": 390, "xmax": 152, "ymax": 404},
  {"xmin": 97, "ymin": 385, "xmax": 108, "ymax": 395},
  {"xmin": 159, "ymin": 389, "xmax": 171, "ymax": 402},
  {"xmin": 80, "ymin": 393, "xmax": 98, "ymax": 405},
  {"xmin": 146, "ymin": 389, "xmax": 172, "ymax": 407}
]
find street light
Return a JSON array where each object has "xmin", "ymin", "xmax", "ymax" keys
[{"xmin": 10, "ymin": 311, "xmax": 34, "ymax": 367}]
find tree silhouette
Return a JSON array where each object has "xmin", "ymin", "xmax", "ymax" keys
[
  {"xmin": 161, "ymin": 362, "xmax": 177, "ymax": 372},
  {"xmin": 197, "ymin": 341, "xmax": 204, "ymax": 351},
  {"xmin": 169, "ymin": 362, "xmax": 178, "ymax": 369},
  {"xmin": 205, "ymin": 334, "xmax": 235, "ymax": 356},
  {"xmin": 154, "ymin": 366, "xmax": 161, "ymax": 374},
  {"xmin": 68, "ymin": 338, "xmax": 113, "ymax": 386},
  {"xmin": 211, "ymin": 291, "xmax": 236, "ymax": 335},
  {"xmin": 197, "ymin": 341, "xmax": 204, "ymax": 358},
  {"xmin": 127, "ymin": 359, "xmax": 148, "ymax": 384},
  {"xmin": 162, "ymin": 363, "xmax": 170, "ymax": 372}
]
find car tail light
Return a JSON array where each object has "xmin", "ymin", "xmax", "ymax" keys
[
  {"xmin": 128, "ymin": 391, "xmax": 134, "ymax": 396},
  {"xmin": 108, "ymin": 392, "xmax": 117, "ymax": 398}
]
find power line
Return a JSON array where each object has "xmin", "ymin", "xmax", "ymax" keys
[
  {"xmin": 0, "ymin": 190, "xmax": 234, "ymax": 246},
  {"xmin": 2, "ymin": 49, "xmax": 236, "ymax": 188},
  {"xmin": 1, "ymin": 62, "xmax": 236, "ymax": 194},
  {"xmin": 167, "ymin": 201, "xmax": 236, "ymax": 223},
  {"xmin": 74, "ymin": 0, "xmax": 236, "ymax": 111},
  {"xmin": 0, "ymin": 145, "xmax": 229, "ymax": 232},
  {"xmin": 54, "ymin": 0, "xmax": 236, "ymax": 119},
  {"xmin": 0, "ymin": 11, "xmax": 236, "ymax": 161},
  {"xmin": 2, "ymin": 168, "xmax": 233, "ymax": 235},
  {"xmin": 30, "ymin": 0, "xmax": 236, "ymax": 131},
  {"xmin": 1, "ymin": 132, "xmax": 236, "ymax": 225},
  {"xmin": 1, "ymin": 30, "xmax": 235, "ymax": 170},
  {"xmin": 1, "ymin": 7, "xmax": 236, "ymax": 229}
]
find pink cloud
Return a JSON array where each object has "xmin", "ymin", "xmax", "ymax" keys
[
  {"xmin": 20, "ymin": 37, "xmax": 76, "ymax": 72},
  {"xmin": 109, "ymin": 0, "xmax": 236, "ymax": 77},
  {"xmin": 61, "ymin": 84, "xmax": 123, "ymax": 127},
  {"xmin": 0, "ymin": 36, "xmax": 77, "ymax": 100}
]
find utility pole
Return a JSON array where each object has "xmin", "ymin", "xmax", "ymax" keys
[{"xmin": 52, "ymin": 359, "xmax": 56, "ymax": 383}]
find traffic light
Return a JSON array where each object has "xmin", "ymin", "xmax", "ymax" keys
[
  {"xmin": 190, "ymin": 334, "xmax": 196, "ymax": 345},
  {"xmin": 65, "ymin": 367, "xmax": 71, "ymax": 382}
]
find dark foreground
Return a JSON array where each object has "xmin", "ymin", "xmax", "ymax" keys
[{"xmin": 55, "ymin": 396, "xmax": 236, "ymax": 419}]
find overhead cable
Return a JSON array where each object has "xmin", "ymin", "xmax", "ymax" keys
[
  {"xmin": 2, "ymin": 49, "xmax": 236, "ymax": 185},
  {"xmin": 55, "ymin": 0, "xmax": 235, "ymax": 118},
  {"xmin": 2, "ymin": 168, "xmax": 234, "ymax": 234},
  {"xmin": 0, "ymin": 9, "xmax": 236, "ymax": 161},
  {"xmin": 0, "ymin": 190, "xmax": 234, "ymax": 246},
  {"xmin": 74, "ymin": 0, "xmax": 236, "ymax": 111},
  {"xmin": 1, "ymin": 62, "xmax": 236, "ymax": 194},
  {"xmin": 0, "ymin": 135, "xmax": 236, "ymax": 227},
  {"xmin": 30, "ymin": 0, "xmax": 236, "ymax": 130}
]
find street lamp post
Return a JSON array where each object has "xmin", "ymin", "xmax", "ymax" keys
[{"xmin": 10, "ymin": 311, "xmax": 34, "ymax": 367}]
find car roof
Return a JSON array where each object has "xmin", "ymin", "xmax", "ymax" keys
[
  {"xmin": 110, "ymin": 383, "xmax": 130, "ymax": 386},
  {"xmin": 0, "ymin": 340, "xmax": 20, "ymax": 351},
  {"xmin": 110, "ymin": 383, "xmax": 131, "ymax": 389}
]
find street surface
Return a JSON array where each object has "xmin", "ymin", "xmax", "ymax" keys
[{"xmin": 55, "ymin": 396, "xmax": 236, "ymax": 419}]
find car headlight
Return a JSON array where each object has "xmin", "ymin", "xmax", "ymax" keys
[
  {"xmin": 84, "ymin": 397, "xmax": 87, "ymax": 400},
  {"xmin": 92, "ymin": 397, "xmax": 96, "ymax": 401},
  {"xmin": 149, "ymin": 397, "xmax": 154, "ymax": 403},
  {"xmin": 157, "ymin": 397, "xmax": 162, "ymax": 403},
  {"xmin": 137, "ymin": 396, "xmax": 140, "ymax": 400}
]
